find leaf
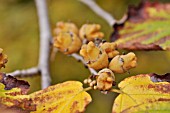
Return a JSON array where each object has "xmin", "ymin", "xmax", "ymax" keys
[
  {"xmin": 112, "ymin": 1, "xmax": 170, "ymax": 50},
  {"xmin": 112, "ymin": 74, "xmax": 170, "ymax": 113},
  {"xmin": 0, "ymin": 73, "xmax": 30, "ymax": 94},
  {"xmin": 0, "ymin": 73, "xmax": 35, "ymax": 111},
  {"xmin": 0, "ymin": 74, "xmax": 91, "ymax": 112},
  {"xmin": 0, "ymin": 48, "xmax": 8, "ymax": 69},
  {"xmin": 30, "ymin": 81, "xmax": 92, "ymax": 113}
]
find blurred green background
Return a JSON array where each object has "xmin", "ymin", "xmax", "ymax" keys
[{"xmin": 0, "ymin": 0, "xmax": 170, "ymax": 113}]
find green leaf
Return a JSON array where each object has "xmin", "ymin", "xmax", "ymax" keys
[
  {"xmin": 112, "ymin": 74, "xmax": 170, "ymax": 113},
  {"xmin": 112, "ymin": 1, "xmax": 170, "ymax": 50}
]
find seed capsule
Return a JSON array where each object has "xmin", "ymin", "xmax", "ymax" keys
[
  {"xmin": 54, "ymin": 21, "xmax": 79, "ymax": 35},
  {"xmin": 79, "ymin": 24, "xmax": 104, "ymax": 41},
  {"xmin": 96, "ymin": 68, "xmax": 115, "ymax": 91},
  {"xmin": 53, "ymin": 32, "xmax": 82, "ymax": 54},
  {"xmin": 80, "ymin": 41, "xmax": 109, "ymax": 70},
  {"xmin": 109, "ymin": 52, "xmax": 137, "ymax": 73}
]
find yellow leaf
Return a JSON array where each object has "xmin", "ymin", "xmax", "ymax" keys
[
  {"xmin": 0, "ymin": 83, "xmax": 35, "ymax": 111},
  {"xmin": 0, "ymin": 73, "xmax": 35, "ymax": 111},
  {"xmin": 30, "ymin": 81, "xmax": 92, "ymax": 113},
  {"xmin": 112, "ymin": 74, "xmax": 170, "ymax": 113}
]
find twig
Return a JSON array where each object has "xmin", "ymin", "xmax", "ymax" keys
[
  {"xmin": 79, "ymin": 0, "xmax": 116, "ymax": 26},
  {"xmin": 7, "ymin": 67, "xmax": 39, "ymax": 77},
  {"xmin": 79, "ymin": 0, "xmax": 127, "ymax": 26},
  {"xmin": 70, "ymin": 53, "xmax": 98, "ymax": 75},
  {"xmin": 35, "ymin": 0, "xmax": 52, "ymax": 89}
]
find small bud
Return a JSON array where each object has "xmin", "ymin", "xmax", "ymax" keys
[
  {"xmin": 93, "ymin": 86, "xmax": 98, "ymax": 90},
  {"xmin": 89, "ymin": 82, "xmax": 94, "ymax": 87},
  {"xmin": 87, "ymin": 78, "xmax": 92, "ymax": 84},
  {"xmin": 83, "ymin": 79, "xmax": 88, "ymax": 84}
]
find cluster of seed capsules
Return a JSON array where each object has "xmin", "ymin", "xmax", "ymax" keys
[{"xmin": 53, "ymin": 21, "xmax": 137, "ymax": 91}]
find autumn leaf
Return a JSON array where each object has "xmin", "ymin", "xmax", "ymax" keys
[
  {"xmin": 30, "ymin": 81, "xmax": 92, "ymax": 113},
  {"xmin": 0, "ymin": 73, "xmax": 30, "ymax": 94},
  {"xmin": 112, "ymin": 73, "xmax": 170, "ymax": 113},
  {"xmin": 112, "ymin": 1, "xmax": 170, "ymax": 50},
  {"xmin": 0, "ymin": 48, "xmax": 8, "ymax": 69},
  {"xmin": 0, "ymin": 74, "xmax": 91, "ymax": 113},
  {"xmin": 0, "ymin": 73, "xmax": 36, "ymax": 111}
]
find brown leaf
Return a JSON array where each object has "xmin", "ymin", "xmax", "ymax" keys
[
  {"xmin": 0, "ymin": 73, "xmax": 30, "ymax": 94},
  {"xmin": 111, "ymin": 1, "xmax": 170, "ymax": 50},
  {"xmin": 0, "ymin": 76, "xmax": 36, "ymax": 111},
  {"xmin": 150, "ymin": 73, "xmax": 170, "ymax": 82}
]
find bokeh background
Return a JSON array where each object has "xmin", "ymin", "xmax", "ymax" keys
[{"xmin": 0, "ymin": 0, "xmax": 170, "ymax": 113}]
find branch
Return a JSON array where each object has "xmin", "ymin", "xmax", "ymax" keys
[
  {"xmin": 71, "ymin": 53, "xmax": 97, "ymax": 75},
  {"xmin": 35, "ymin": 0, "xmax": 52, "ymax": 89},
  {"xmin": 7, "ymin": 67, "xmax": 39, "ymax": 77},
  {"xmin": 79, "ymin": 0, "xmax": 127, "ymax": 26},
  {"xmin": 79, "ymin": 0, "xmax": 116, "ymax": 26}
]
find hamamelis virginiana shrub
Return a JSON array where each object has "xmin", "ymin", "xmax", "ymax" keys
[
  {"xmin": 1, "ymin": 1, "xmax": 170, "ymax": 112},
  {"xmin": 1, "ymin": 20, "xmax": 170, "ymax": 113},
  {"xmin": 0, "ymin": 21, "xmax": 137, "ymax": 113}
]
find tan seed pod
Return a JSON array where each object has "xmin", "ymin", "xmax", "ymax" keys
[
  {"xmin": 0, "ymin": 48, "xmax": 8, "ymax": 69},
  {"xmin": 80, "ymin": 41, "xmax": 108, "ymax": 70},
  {"xmin": 79, "ymin": 24, "xmax": 104, "ymax": 41},
  {"xmin": 53, "ymin": 32, "xmax": 82, "ymax": 54},
  {"xmin": 109, "ymin": 52, "xmax": 137, "ymax": 73},
  {"xmin": 100, "ymin": 42, "xmax": 119, "ymax": 58},
  {"xmin": 54, "ymin": 21, "xmax": 79, "ymax": 35},
  {"xmin": 96, "ymin": 68, "xmax": 115, "ymax": 91}
]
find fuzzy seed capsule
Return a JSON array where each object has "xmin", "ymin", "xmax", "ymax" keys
[
  {"xmin": 54, "ymin": 21, "xmax": 79, "ymax": 35},
  {"xmin": 109, "ymin": 52, "xmax": 137, "ymax": 73},
  {"xmin": 80, "ymin": 41, "xmax": 109, "ymax": 70},
  {"xmin": 53, "ymin": 32, "xmax": 82, "ymax": 54},
  {"xmin": 79, "ymin": 24, "xmax": 104, "ymax": 41},
  {"xmin": 96, "ymin": 68, "xmax": 115, "ymax": 91}
]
